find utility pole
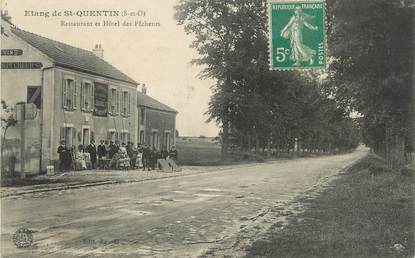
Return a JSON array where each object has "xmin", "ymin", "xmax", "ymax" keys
[{"xmin": 16, "ymin": 103, "xmax": 26, "ymax": 178}]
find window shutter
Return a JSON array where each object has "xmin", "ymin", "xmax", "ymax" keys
[
  {"xmin": 128, "ymin": 92, "xmax": 131, "ymax": 115},
  {"xmin": 73, "ymin": 81, "xmax": 77, "ymax": 109},
  {"xmin": 120, "ymin": 91, "xmax": 124, "ymax": 115},
  {"xmin": 72, "ymin": 128, "xmax": 77, "ymax": 146},
  {"xmin": 118, "ymin": 91, "xmax": 122, "ymax": 115},
  {"xmin": 115, "ymin": 90, "xmax": 119, "ymax": 114},
  {"xmin": 115, "ymin": 131, "xmax": 119, "ymax": 142},
  {"xmin": 60, "ymin": 127, "xmax": 65, "ymax": 142},
  {"xmin": 108, "ymin": 89, "xmax": 112, "ymax": 114},
  {"xmin": 114, "ymin": 90, "xmax": 117, "ymax": 114},
  {"xmin": 80, "ymin": 82, "xmax": 84, "ymax": 110},
  {"xmin": 90, "ymin": 84, "xmax": 95, "ymax": 112},
  {"xmin": 107, "ymin": 131, "xmax": 111, "ymax": 141},
  {"xmin": 62, "ymin": 79, "xmax": 67, "ymax": 109}
]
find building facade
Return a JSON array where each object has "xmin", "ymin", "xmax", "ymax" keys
[
  {"xmin": 137, "ymin": 88, "xmax": 177, "ymax": 151},
  {"xmin": 1, "ymin": 18, "xmax": 139, "ymax": 173}
]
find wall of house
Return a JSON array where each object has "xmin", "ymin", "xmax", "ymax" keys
[
  {"xmin": 138, "ymin": 107, "xmax": 176, "ymax": 150},
  {"xmin": 1, "ymin": 21, "xmax": 54, "ymax": 175},
  {"xmin": 1, "ymin": 22, "xmax": 53, "ymax": 105},
  {"xmin": 45, "ymin": 67, "xmax": 138, "ymax": 167}
]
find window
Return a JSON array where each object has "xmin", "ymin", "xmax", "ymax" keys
[
  {"xmin": 164, "ymin": 132, "xmax": 171, "ymax": 150},
  {"xmin": 140, "ymin": 108, "xmax": 145, "ymax": 125},
  {"xmin": 107, "ymin": 131, "xmax": 117, "ymax": 142},
  {"xmin": 121, "ymin": 91, "xmax": 130, "ymax": 116},
  {"xmin": 82, "ymin": 127, "xmax": 90, "ymax": 146},
  {"xmin": 139, "ymin": 130, "xmax": 145, "ymax": 144},
  {"xmin": 81, "ymin": 81, "xmax": 93, "ymax": 112},
  {"xmin": 27, "ymin": 86, "xmax": 41, "ymax": 109},
  {"xmin": 60, "ymin": 126, "xmax": 77, "ymax": 147},
  {"xmin": 152, "ymin": 131, "xmax": 159, "ymax": 149},
  {"xmin": 121, "ymin": 132, "xmax": 130, "ymax": 144},
  {"xmin": 62, "ymin": 77, "xmax": 77, "ymax": 110},
  {"xmin": 109, "ymin": 88, "xmax": 118, "ymax": 114}
]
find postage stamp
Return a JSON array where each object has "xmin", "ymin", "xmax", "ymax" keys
[{"xmin": 268, "ymin": 0, "xmax": 326, "ymax": 70}]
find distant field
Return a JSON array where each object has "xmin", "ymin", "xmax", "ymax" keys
[{"xmin": 175, "ymin": 137, "xmax": 222, "ymax": 165}]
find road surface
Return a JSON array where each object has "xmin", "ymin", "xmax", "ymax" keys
[{"xmin": 1, "ymin": 149, "xmax": 366, "ymax": 257}]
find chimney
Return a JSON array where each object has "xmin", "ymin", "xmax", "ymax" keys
[
  {"xmin": 1, "ymin": 10, "xmax": 12, "ymax": 22},
  {"xmin": 92, "ymin": 44, "xmax": 104, "ymax": 59},
  {"xmin": 142, "ymin": 84, "xmax": 147, "ymax": 95}
]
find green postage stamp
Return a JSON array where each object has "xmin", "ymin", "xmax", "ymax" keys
[{"xmin": 268, "ymin": 0, "xmax": 326, "ymax": 70}]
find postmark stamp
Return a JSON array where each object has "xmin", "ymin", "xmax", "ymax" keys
[
  {"xmin": 12, "ymin": 228, "xmax": 34, "ymax": 248},
  {"xmin": 268, "ymin": 0, "xmax": 326, "ymax": 70}
]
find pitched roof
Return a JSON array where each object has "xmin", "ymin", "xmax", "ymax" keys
[
  {"xmin": 137, "ymin": 91, "xmax": 177, "ymax": 113},
  {"xmin": 11, "ymin": 27, "xmax": 137, "ymax": 85}
]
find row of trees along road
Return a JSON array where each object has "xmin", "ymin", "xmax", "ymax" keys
[{"xmin": 175, "ymin": 0, "xmax": 413, "ymax": 168}]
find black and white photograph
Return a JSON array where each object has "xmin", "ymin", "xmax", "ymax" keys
[{"xmin": 0, "ymin": 0, "xmax": 414, "ymax": 257}]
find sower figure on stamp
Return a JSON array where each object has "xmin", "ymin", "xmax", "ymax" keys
[{"xmin": 280, "ymin": 6, "xmax": 318, "ymax": 66}]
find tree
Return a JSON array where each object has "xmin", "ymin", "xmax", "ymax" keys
[
  {"xmin": 326, "ymin": 0, "xmax": 413, "ymax": 168},
  {"xmin": 175, "ymin": 0, "xmax": 269, "ymax": 155},
  {"xmin": 1, "ymin": 100, "xmax": 18, "ymax": 173},
  {"xmin": 176, "ymin": 0, "xmax": 361, "ymax": 158}
]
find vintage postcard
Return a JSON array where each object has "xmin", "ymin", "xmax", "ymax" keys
[{"xmin": 1, "ymin": 0, "xmax": 413, "ymax": 257}]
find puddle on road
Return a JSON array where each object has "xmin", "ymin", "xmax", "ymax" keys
[
  {"xmin": 172, "ymin": 190, "xmax": 188, "ymax": 194},
  {"xmin": 194, "ymin": 193, "xmax": 223, "ymax": 198},
  {"xmin": 199, "ymin": 188, "xmax": 223, "ymax": 192},
  {"xmin": 119, "ymin": 209, "xmax": 152, "ymax": 217}
]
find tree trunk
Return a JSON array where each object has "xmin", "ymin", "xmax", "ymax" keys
[
  {"xmin": 247, "ymin": 133, "xmax": 252, "ymax": 153},
  {"xmin": 384, "ymin": 124, "xmax": 406, "ymax": 169},
  {"xmin": 255, "ymin": 133, "xmax": 259, "ymax": 154},
  {"xmin": 221, "ymin": 120, "xmax": 229, "ymax": 158}
]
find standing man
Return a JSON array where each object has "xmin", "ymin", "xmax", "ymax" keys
[
  {"xmin": 169, "ymin": 146, "xmax": 178, "ymax": 163},
  {"xmin": 150, "ymin": 147, "xmax": 159, "ymax": 170},
  {"xmin": 161, "ymin": 146, "xmax": 169, "ymax": 159},
  {"xmin": 97, "ymin": 140, "xmax": 107, "ymax": 168},
  {"xmin": 142, "ymin": 144, "xmax": 150, "ymax": 171},
  {"xmin": 108, "ymin": 141, "xmax": 118, "ymax": 159},
  {"xmin": 57, "ymin": 140, "xmax": 70, "ymax": 172},
  {"xmin": 86, "ymin": 140, "xmax": 97, "ymax": 169}
]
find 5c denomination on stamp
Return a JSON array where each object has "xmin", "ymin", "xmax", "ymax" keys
[{"xmin": 268, "ymin": 0, "xmax": 326, "ymax": 70}]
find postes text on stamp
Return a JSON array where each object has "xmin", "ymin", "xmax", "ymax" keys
[{"xmin": 268, "ymin": 0, "xmax": 326, "ymax": 70}]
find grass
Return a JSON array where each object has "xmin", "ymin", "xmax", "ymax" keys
[
  {"xmin": 246, "ymin": 154, "xmax": 414, "ymax": 258},
  {"xmin": 176, "ymin": 137, "xmax": 222, "ymax": 165},
  {"xmin": 176, "ymin": 137, "xmax": 265, "ymax": 166}
]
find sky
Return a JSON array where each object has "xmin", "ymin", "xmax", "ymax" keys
[{"xmin": 1, "ymin": 0, "xmax": 220, "ymax": 137}]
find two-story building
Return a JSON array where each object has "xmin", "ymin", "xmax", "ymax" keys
[
  {"xmin": 2, "ymin": 16, "xmax": 179, "ymax": 175},
  {"xmin": 1, "ymin": 17, "xmax": 138, "ymax": 173}
]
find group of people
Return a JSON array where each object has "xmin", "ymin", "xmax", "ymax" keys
[{"xmin": 57, "ymin": 139, "xmax": 178, "ymax": 172}]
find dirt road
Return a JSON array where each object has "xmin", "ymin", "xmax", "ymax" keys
[{"xmin": 1, "ymin": 149, "xmax": 366, "ymax": 257}]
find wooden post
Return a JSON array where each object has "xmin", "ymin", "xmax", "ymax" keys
[{"xmin": 19, "ymin": 104, "xmax": 26, "ymax": 178}]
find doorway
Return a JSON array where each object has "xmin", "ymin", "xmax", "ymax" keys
[{"xmin": 82, "ymin": 127, "xmax": 90, "ymax": 146}]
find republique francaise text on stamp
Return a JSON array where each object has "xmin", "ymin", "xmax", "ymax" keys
[{"xmin": 268, "ymin": 0, "xmax": 326, "ymax": 70}]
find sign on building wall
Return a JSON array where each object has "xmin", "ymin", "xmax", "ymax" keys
[
  {"xmin": 93, "ymin": 82, "xmax": 108, "ymax": 117},
  {"xmin": 1, "ymin": 62, "xmax": 43, "ymax": 69},
  {"xmin": 1, "ymin": 49, "xmax": 23, "ymax": 56}
]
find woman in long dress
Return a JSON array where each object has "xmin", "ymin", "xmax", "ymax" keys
[
  {"xmin": 74, "ymin": 145, "xmax": 87, "ymax": 170},
  {"xmin": 117, "ymin": 143, "xmax": 131, "ymax": 170},
  {"xmin": 280, "ymin": 7, "xmax": 318, "ymax": 66}
]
